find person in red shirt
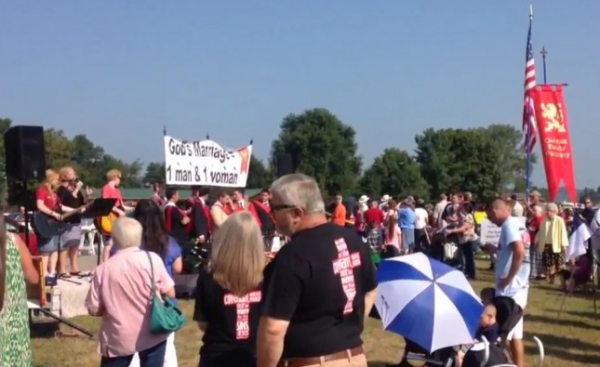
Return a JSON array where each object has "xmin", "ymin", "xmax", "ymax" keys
[
  {"xmin": 364, "ymin": 200, "xmax": 384, "ymax": 227},
  {"xmin": 150, "ymin": 181, "xmax": 167, "ymax": 208},
  {"xmin": 364, "ymin": 200, "xmax": 385, "ymax": 250},
  {"xmin": 164, "ymin": 187, "xmax": 191, "ymax": 244},
  {"xmin": 35, "ymin": 169, "xmax": 61, "ymax": 285},
  {"xmin": 101, "ymin": 169, "xmax": 134, "ymax": 262},
  {"xmin": 528, "ymin": 204, "xmax": 545, "ymax": 280}
]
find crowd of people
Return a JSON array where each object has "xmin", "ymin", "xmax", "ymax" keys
[{"xmin": 1, "ymin": 169, "xmax": 598, "ymax": 367}]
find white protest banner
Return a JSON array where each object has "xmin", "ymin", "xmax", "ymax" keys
[
  {"xmin": 480, "ymin": 217, "xmax": 527, "ymax": 245},
  {"xmin": 164, "ymin": 136, "xmax": 252, "ymax": 187}
]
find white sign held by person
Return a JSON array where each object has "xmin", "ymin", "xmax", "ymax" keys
[
  {"xmin": 164, "ymin": 136, "xmax": 252, "ymax": 187},
  {"xmin": 480, "ymin": 217, "xmax": 527, "ymax": 245}
]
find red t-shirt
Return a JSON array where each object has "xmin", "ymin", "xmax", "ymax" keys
[
  {"xmin": 527, "ymin": 214, "xmax": 543, "ymax": 241},
  {"xmin": 364, "ymin": 207, "xmax": 384, "ymax": 226},
  {"xmin": 36, "ymin": 186, "xmax": 59, "ymax": 210},
  {"xmin": 101, "ymin": 184, "xmax": 124, "ymax": 207}
]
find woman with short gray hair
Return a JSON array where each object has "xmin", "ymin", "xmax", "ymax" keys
[{"xmin": 534, "ymin": 203, "xmax": 569, "ymax": 283}]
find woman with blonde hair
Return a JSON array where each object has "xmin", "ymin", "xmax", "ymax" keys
[
  {"xmin": 535, "ymin": 202, "xmax": 569, "ymax": 283},
  {"xmin": 56, "ymin": 166, "xmax": 92, "ymax": 278},
  {"xmin": 193, "ymin": 211, "xmax": 265, "ymax": 367},
  {"xmin": 35, "ymin": 169, "xmax": 61, "ymax": 285}
]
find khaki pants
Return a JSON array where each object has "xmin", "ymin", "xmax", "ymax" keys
[{"xmin": 299, "ymin": 353, "xmax": 367, "ymax": 367}]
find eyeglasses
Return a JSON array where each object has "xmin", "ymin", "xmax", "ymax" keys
[{"xmin": 271, "ymin": 204, "xmax": 296, "ymax": 212}]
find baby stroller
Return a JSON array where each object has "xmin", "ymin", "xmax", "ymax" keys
[
  {"xmin": 429, "ymin": 226, "xmax": 461, "ymax": 267},
  {"xmin": 403, "ymin": 296, "xmax": 544, "ymax": 367}
]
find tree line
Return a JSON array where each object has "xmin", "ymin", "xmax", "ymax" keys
[{"xmin": 0, "ymin": 109, "xmax": 554, "ymax": 203}]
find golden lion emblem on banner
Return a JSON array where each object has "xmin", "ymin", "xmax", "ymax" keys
[{"xmin": 541, "ymin": 103, "xmax": 566, "ymax": 133}]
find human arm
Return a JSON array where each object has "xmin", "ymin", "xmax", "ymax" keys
[
  {"xmin": 193, "ymin": 271, "xmax": 209, "ymax": 332},
  {"xmin": 257, "ymin": 251, "xmax": 305, "ymax": 367},
  {"xmin": 559, "ymin": 217, "xmax": 569, "ymax": 251},
  {"xmin": 170, "ymin": 241, "xmax": 183, "ymax": 274},
  {"xmin": 172, "ymin": 257, "xmax": 183, "ymax": 274},
  {"xmin": 170, "ymin": 207, "xmax": 187, "ymax": 225},
  {"xmin": 257, "ymin": 317, "xmax": 290, "ymax": 367},
  {"xmin": 498, "ymin": 223, "xmax": 526, "ymax": 289},
  {"xmin": 499, "ymin": 240, "xmax": 525, "ymax": 288},
  {"xmin": 154, "ymin": 254, "xmax": 176, "ymax": 299},
  {"xmin": 14, "ymin": 234, "xmax": 39, "ymax": 285},
  {"xmin": 36, "ymin": 187, "xmax": 61, "ymax": 220},
  {"xmin": 361, "ymin": 238, "xmax": 378, "ymax": 319},
  {"xmin": 85, "ymin": 267, "xmax": 105, "ymax": 316},
  {"xmin": 70, "ymin": 181, "xmax": 83, "ymax": 199}
]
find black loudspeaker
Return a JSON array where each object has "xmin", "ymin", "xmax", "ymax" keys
[
  {"xmin": 276, "ymin": 154, "xmax": 294, "ymax": 177},
  {"xmin": 4, "ymin": 125, "xmax": 46, "ymax": 181}
]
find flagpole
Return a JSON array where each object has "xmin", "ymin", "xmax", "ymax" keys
[
  {"xmin": 525, "ymin": 5, "xmax": 533, "ymax": 200},
  {"xmin": 541, "ymin": 47, "xmax": 548, "ymax": 84}
]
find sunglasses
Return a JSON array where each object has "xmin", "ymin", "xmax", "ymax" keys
[{"xmin": 271, "ymin": 204, "xmax": 296, "ymax": 212}]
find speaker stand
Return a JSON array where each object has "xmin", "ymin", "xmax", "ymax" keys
[{"xmin": 23, "ymin": 180, "xmax": 31, "ymax": 249}]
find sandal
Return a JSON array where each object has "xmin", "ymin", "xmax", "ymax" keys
[
  {"xmin": 70, "ymin": 271, "xmax": 81, "ymax": 276},
  {"xmin": 59, "ymin": 273, "xmax": 71, "ymax": 279}
]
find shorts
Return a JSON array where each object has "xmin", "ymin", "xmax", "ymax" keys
[
  {"xmin": 401, "ymin": 228, "xmax": 415, "ymax": 251},
  {"xmin": 506, "ymin": 288, "xmax": 528, "ymax": 341},
  {"xmin": 37, "ymin": 236, "xmax": 58, "ymax": 254},
  {"xmin": 59, "ymin": 223, "xmax": 82, "ymax": 249}
]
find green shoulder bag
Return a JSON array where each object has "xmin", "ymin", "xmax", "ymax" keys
[{"xmin": 145, "ymin": 251, "xmax": 186, "ymax": 334}]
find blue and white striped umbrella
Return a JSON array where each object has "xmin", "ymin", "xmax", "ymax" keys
[{"xmin": 375, "ymin": 253, "xmax": 483, "ymax": 352}]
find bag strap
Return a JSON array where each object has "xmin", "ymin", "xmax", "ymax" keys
[{"xmin": 145, "ymin": 251, "xmax": 157, "ymax": 296}]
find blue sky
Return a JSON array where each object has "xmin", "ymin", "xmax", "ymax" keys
[{"xmin": 1, "ymin": 1, "xmax": 598, "ymax": 187}]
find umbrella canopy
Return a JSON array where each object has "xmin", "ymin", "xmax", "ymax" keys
[{"xmin": 375, "ymin": 253, "xmax": 483, "ymax": 352}]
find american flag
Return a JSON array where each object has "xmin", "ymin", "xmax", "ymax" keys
[{"xmin": 523, "ymin": 15, "xmax": 537, "ymax": 155}]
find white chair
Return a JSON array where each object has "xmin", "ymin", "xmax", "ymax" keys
[{"xmin": 78, "ymin": 227, "xmax": 97, "ymax": 256}]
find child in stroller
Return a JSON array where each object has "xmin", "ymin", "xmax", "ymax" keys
[{"xmin": 397, "ymin": 288, "xmax": 543, "ymax": 367}]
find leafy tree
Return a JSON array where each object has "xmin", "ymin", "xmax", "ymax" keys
[
  {"xmin": 143, "ymin": 162, "xmax": 166, "ymax": 184},
  {"xmin": 415, "ymin": 128, "xmax": 504, "ymax": 199},
  {"xmin": 247, "ymin": 156, "xmax": 271, "ymax": 189},
  {"xmin": 270, "ymin": 108, "xmax": 362, "ymax": 195},
  {"xmin": 0, "ymin": 118, "xmax": 12, "ymax": 200},
  {"xmin": 477, "ymin": 124, "xmax": 536, "ymax": 192},
  {"xmin": 578, "ymin": 187, "xmax": 596, "ymax": 203},
  {"xmin": 44, "ymin": 129, "xmax": 74, "ymax": 170},
  {"xmin": 360, "ymin": 148, "xmax": 429, "ymax": 199}
]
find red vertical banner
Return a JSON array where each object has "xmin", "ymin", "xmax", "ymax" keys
[{"xmin": 531, "ymin": 85, "xmax": 577, "ymax": 202}]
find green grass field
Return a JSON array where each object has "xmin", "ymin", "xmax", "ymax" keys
[{"xmin": 31, "ymin": 262, "xmax": 600, "ymax": 367}]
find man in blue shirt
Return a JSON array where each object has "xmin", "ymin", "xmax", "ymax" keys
[
  {"xmin": 484, "ymin": 198, "xmax": 530, "ymax": 367},
  {"xmin": 399, "ymin": 199, "xmax": 416, "ymax": 254}
]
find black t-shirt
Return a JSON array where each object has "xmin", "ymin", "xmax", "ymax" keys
[
  {"xmin": 193, "ymin": 269, "xmax": 262, "ymax": 358},
  {"xmin": 441, "ymin": 203, "xmax": 456, "ymax": 221},
  {"xmin": 261, "ymin": 222, "xmax": 377, "ymax": 358},
  {"xmin": 165, "ymin": 204, "xmax": 189, "ymax": 244},
  {"xmin": 581, "ymin": 207, "xmax": 595, "ymax": 225},
  {"xmin": 56, "ymin": 186, "xmax": 85, "ymax": 224}
]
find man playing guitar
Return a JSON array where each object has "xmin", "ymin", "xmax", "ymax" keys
[{"xmin": 101, "ymin": 169, "xmax": 134, "ymax": 262}]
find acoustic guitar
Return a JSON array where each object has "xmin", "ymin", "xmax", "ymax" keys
[
  {"xmin": 94, "ymin": 212, "xmax": 119, "ymax": 236},
  {"xmin": 32, "ymin": 207, "xmax": 86, "ymax": 239}
]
